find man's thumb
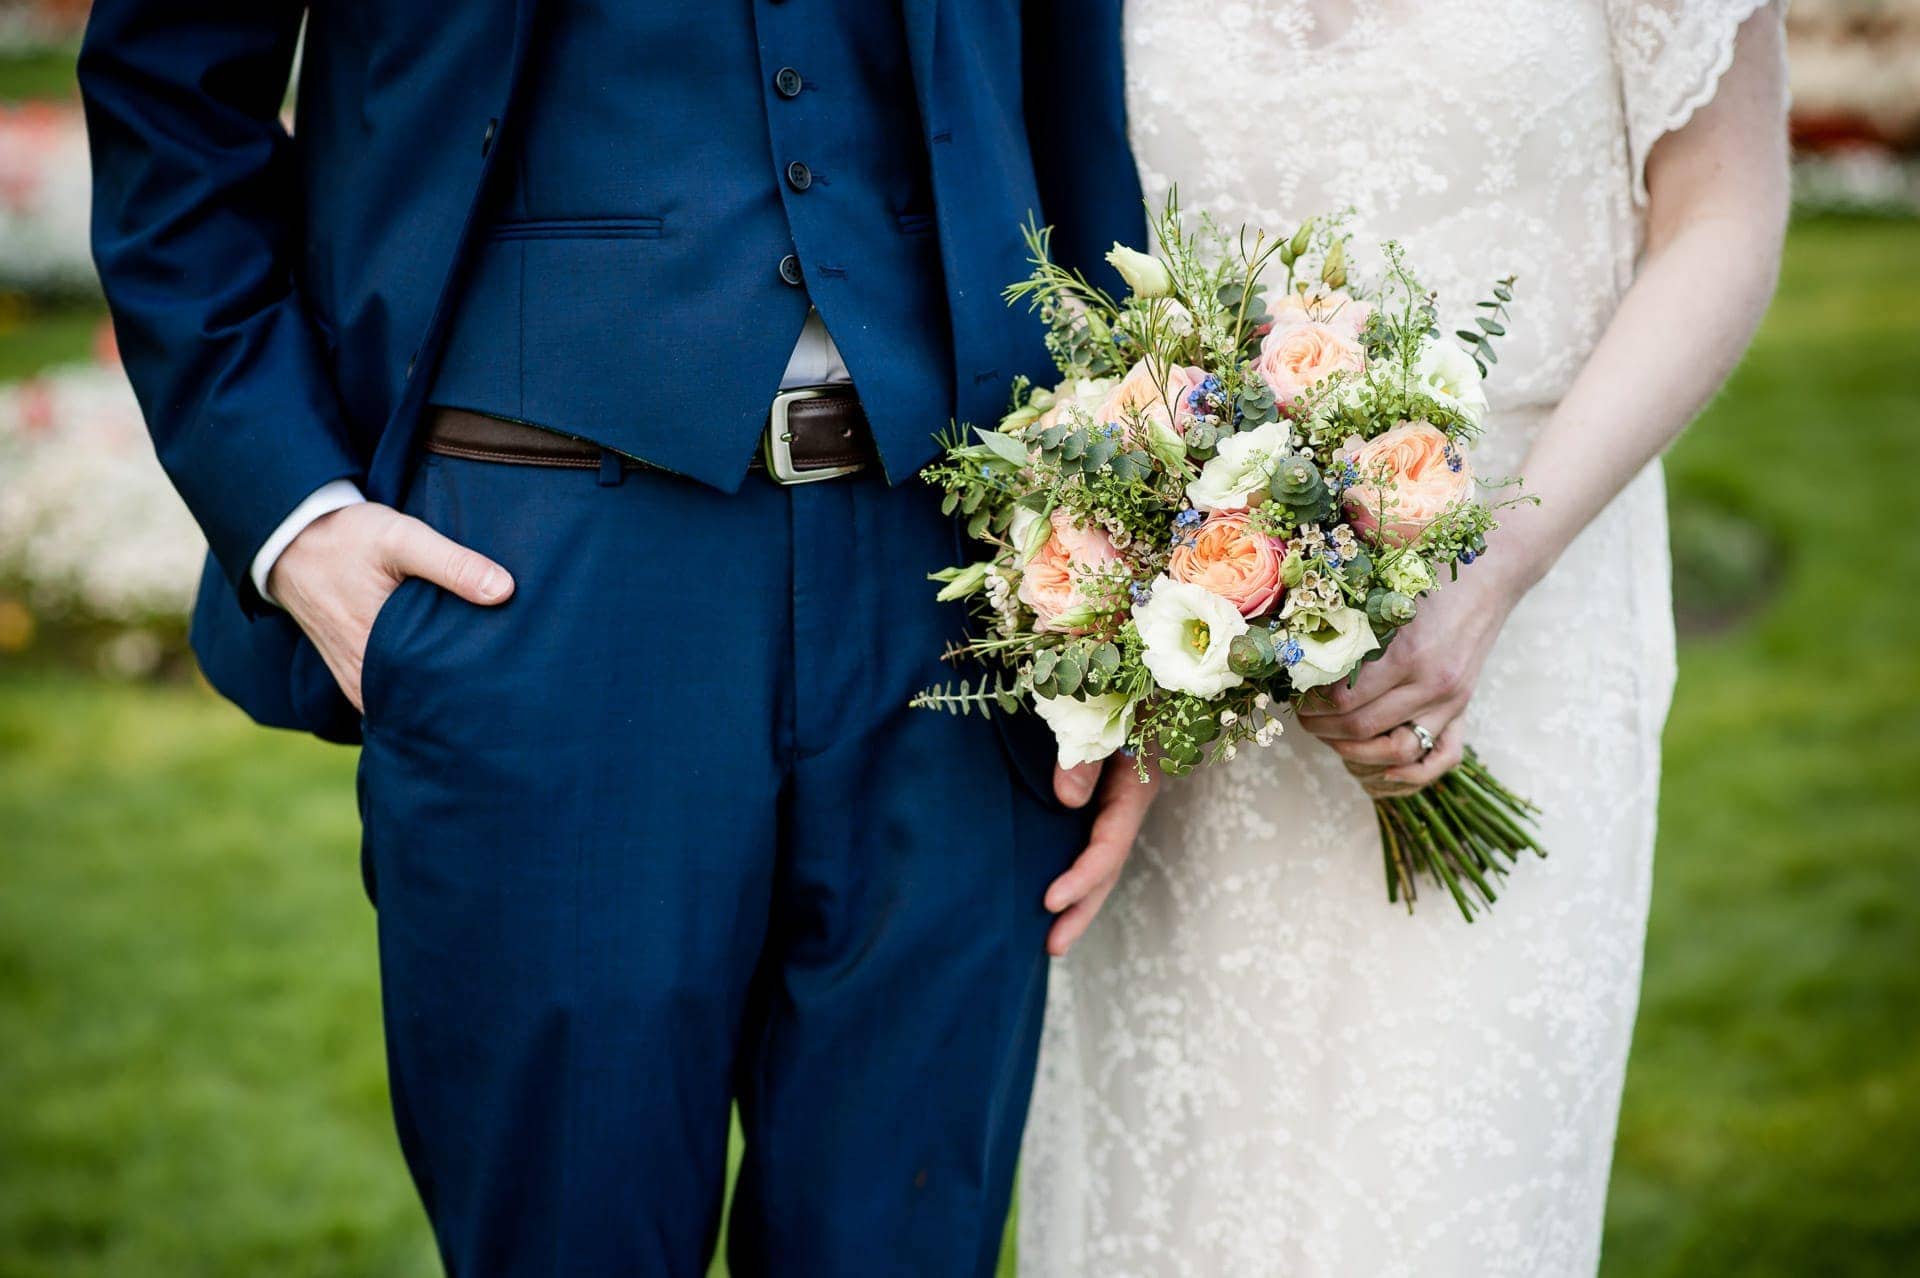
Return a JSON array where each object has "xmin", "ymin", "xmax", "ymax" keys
[
  {"xmin": 1053, "ymin": 760, "xmax": 1101, "ymax": 809},
  {"xmin": 386, "ymin": 517, "xmax": 514, "ymax": 605}
]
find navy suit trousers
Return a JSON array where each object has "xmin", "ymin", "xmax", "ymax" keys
[{"xmin": 356, "ymin": 450, "xmax": 1086, "ymax": 1276}]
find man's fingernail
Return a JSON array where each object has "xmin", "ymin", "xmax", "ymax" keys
[{"xmin": 478, "ymin": 570, "xmax": 508, "ymax": 601}]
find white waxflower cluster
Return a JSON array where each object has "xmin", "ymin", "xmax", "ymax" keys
[{"xmin": 983, "ymin": 564, "xmax": 1020, "ymax": 637}]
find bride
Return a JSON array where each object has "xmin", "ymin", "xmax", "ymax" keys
[{"xmin": 1023, "ymin": 2, "xmax": 1789, "ymax": 1274}]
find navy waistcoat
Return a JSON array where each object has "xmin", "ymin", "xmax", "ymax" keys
[
  {"xmin": 82, "ymin": 0, "xmax": 1144, "ymax": 740},
  {"xmin": 432, "ymin": 0, "xmax": 954, "ymax": 485}
]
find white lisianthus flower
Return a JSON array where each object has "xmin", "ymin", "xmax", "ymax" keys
[
  {"xmin": 999, "ymin": 401, "xmax": 1044, "ymax": 433},
  {"xmin": 1185, "ymin": 420, "xmax": 1294, "ymax": 513},
  {"xmin": 1033, "ymin": 690, "xmax": 1136, "ymax": 769},
  {"xmin": 1046, "ymin": 376, "xmax": 1118, "ymax": 427},
  {"xmin": 1143, "ymin": 410, "xmax": 1188, "ymax": 471},
  {"xmin": 1285, "ymin": 605, "xmax": 1380, "ymax": 693},
  {"xmin": 1380, "ymin": 552, "xmax": 1435, "ymax": 596},
  {"xmin": 1007, "ymin": 505, "xmax": 1044, "ymax": 563},
  {"xmin": 1414, "ymin": 339, "xmax": 1489, "ymax": 423},
  {"xmin": 1105, "ymin": 243, "xmax": 1175, "ymax": 298},
  {"xmin": 1134, "ymin": 576, "xmax": 1250, "ymax": 697}
]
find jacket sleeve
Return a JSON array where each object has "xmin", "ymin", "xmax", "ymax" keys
[
  {"xmin": 79, "ymin": 1, "xmax": 362, "ymax": 608},
  {"xmin": 1023, "ymin": 0, "xmax": 1148, "ymax": 297}
]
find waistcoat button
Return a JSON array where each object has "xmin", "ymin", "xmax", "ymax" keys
[
  {"xmin": 786, "ymin": 160, "xmax": 813, "ymax": 192},
  {"xmin": 779, "ymin": 254, "xmax": 804, "ymax": 287},
  {"xmin": 774, "ymin": 67, "xmax": 803, "ymax": 98}
]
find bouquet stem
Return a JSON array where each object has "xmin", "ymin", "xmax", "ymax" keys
[{"xmin": 1374, "ymin": 748, "xmax": 1543, "ymax": 921}]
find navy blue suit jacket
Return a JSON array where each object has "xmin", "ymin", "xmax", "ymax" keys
[{"xmin": 79, "ymin": 0, "xmax": 1145, "ymax": 742}]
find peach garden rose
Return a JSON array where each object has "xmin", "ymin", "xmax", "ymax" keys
[
  {"xmin": 1013, "ymin": 507, "xmax": 1123, "ymax": 633},
  {"xmin": 1255, "ymin": 319, "xmax": 1365, "ymax": 405},
  {"xmin": 1342, "ymin": 420, "xmax": 1476, "ymax": 547},
  {"xmin": 1268, "ymin": 288, "xmax": 1374, "ymax": 341},
  {"xmin": 1167, "ymin": 512, "xmax": 1288, "ymax": 618},
  {"xmin": 1096, "ymin": 358, "xmax": 1210, "ymax": 435}
]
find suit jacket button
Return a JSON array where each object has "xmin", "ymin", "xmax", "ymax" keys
[
  {"xmin": 779, "ymin": 254, "xmax": 804, "ymax": 287},
  {"xmin": 786, "ymin": 160, "xmax": 813, "ymax": 192},
  {"xmin": 775, "ymin": 67, "xmax": 803, "ymax": 98}
]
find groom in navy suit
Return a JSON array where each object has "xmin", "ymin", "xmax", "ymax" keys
[{"xmin": 81, "ymin": 1, "xmax": 1151, "ymax": 1274}]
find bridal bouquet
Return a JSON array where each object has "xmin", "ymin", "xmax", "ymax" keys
[{"xmin": 915, "ymin": 201, "xmax": 1544, "ymax": 920}]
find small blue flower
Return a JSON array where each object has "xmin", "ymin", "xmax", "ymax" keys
[
  {"xmin": 1323, "ymin": 551, "xmax": 1344, "ymax": 571},
  {"xmin": 1129, "ymin": 580, "xmax": 1154, "ymax": 606},
  {"xmin": 1187, "ymin": 375, "xmax": 1224, "ymax": 413},
  {"xmin": 1279, "ymin": 639, "xmax": 1305, "ymax": 666},
  {"xmin": 1459, "ymin": 549, "xmax": 1477, "ymax": 565},
  {"xmin": 1444, "ymin": 444, "xmax": 1464, "ymax": 473},
  {"xmin": 1102, "ymin": 421, "xmax": 1121, "ymax": 438},
  {"xmin": 1173, "ymin": 508, "xmax": 1204, "ymax": 529}
]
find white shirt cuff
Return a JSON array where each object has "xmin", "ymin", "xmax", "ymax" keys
[{"xmin": 251, "ymin": 479, "xmax": 367, "ymax": 605}]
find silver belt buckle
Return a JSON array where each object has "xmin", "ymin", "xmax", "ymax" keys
[{"xmin": 763, "ymin": 385, "xmax": 866, "ymax": 485}]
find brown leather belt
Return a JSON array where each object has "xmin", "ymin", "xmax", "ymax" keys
[{"xmin": 423, "ymin": 385, "xmax": 875, "ymax": 485}]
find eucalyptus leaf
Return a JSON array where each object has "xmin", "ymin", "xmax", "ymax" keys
[{"xmin": 972, "ymin": 427, "xmax": 1032, "ymax": 468}]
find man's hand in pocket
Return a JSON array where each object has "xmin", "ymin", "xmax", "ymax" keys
[{"xmin": 267, "ymin": 503, "xmax": 514, "ymax": 712}]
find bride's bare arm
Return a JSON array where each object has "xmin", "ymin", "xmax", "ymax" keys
[
  {"xmin": 1485, "ymin": 1, "xmax": 1790, "ymax": 601},
  {"xmin": 1298, "ymin": 2, "xmax": 1790, "ymax": 794}
]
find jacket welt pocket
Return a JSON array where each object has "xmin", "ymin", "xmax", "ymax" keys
[{"xmin": 489, "ymin": 216, "xmax": 665, "ymax": 241}]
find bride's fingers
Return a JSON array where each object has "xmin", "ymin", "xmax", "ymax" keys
[
  {"xmin": 1327, "ymin": 720, "xmax": 1445, "ymax": 768},
  {"xmin": 1044, "ymin": 756, "xmax": 1144, "ymax": 944},
  {"xmin": 1297, "ymin": 680, "xmax": 1432, "ymax": 742},
  {"xmin": 1299, "ymin": 646, "xmax": 1411, "ymax": 716},
  {"xmin": 1377, "ymin": 716, "xmax": 1467, "ymax": 791},
  {"xmin": 1048, "ymin": 876, "xmax": 1118, "ymax": 956}
]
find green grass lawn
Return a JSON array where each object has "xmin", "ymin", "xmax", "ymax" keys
[
  {"xmin": 3, "ymin": 217, "xmax": 1917, "ymax": 1276},
  {"xmin": 0, "ymin": 46, "xmax": 79, "ymax": 104}
]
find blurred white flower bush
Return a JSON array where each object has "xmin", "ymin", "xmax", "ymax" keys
[
  {"xmin": 0, "ymin": 342, "xmax": 205, "ymax": 626},
  {"xmin": 0, "ymin": 103, "xmax": 95, "ymax": 296},
  {"xmin": 0, "ymin": 3, "xmax": 87, "ymax": 54}
]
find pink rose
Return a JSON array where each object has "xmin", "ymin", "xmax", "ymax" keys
[
  {"xmin": 1167, "ymin": 512, "xmax": 1288, "ymax": 618},
  {"xmin": 1017, "ymin": 508, "xmax": 1124, "ymax": 633},
  {"xmin": 1269, "ymin": 288, "xmax": 1374, "ymax": 341},
  {"xmin": 1097, "ymin": 358, "xmax": 1211, "ymax": 435},
  {"xmin": 1254, "ymin": 320, "xmax": 1364, "ymax": 405},
  {"xmin": 1342, "ymin": 420, "xmax": 1476, "ymax": 548}
]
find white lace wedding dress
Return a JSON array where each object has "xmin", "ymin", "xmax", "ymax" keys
[{"xmin": 1020, "ymin": 3, "xmax": 1774, "ymax": 1275}]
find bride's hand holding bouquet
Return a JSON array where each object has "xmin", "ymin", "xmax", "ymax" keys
[{"xmin": 1297, "ymin": 548, "xmax": 1520, "ymax": 799}]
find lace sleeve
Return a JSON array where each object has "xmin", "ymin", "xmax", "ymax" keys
[{"xmin": 1608, "ymin": 0, "xmax": 1787, "ymax": 205}]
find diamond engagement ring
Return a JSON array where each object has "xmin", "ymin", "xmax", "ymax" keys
[{"xmin": 1408, "ymin": 722, "xmax": 1437, "ymax": 757}]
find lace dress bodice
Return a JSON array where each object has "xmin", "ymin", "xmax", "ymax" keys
[{"xmin": 1019, "ymin": 4, "xmax": 1773, "ymax": 1276}]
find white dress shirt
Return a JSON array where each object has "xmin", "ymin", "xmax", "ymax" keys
[{"xmin": 252, "ymin": 311, "xmax": 850, "ymax": 602}]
